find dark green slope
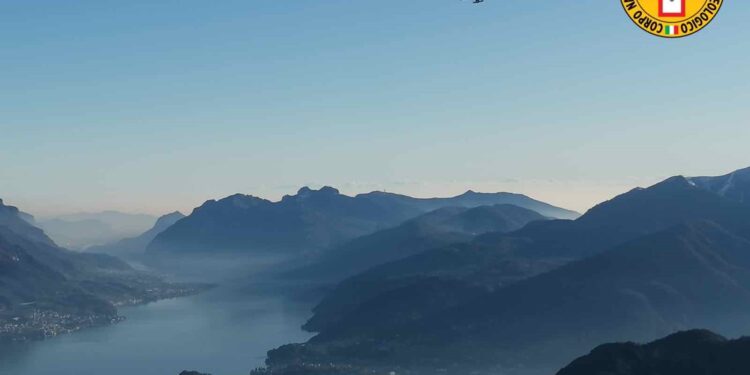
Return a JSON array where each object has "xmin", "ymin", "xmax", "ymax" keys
[{"xmin": 557, "ymin": 330, "xmax": 750, "ymax": 375}]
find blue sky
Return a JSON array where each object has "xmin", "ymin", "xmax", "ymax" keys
[{"xmin": 1, "ymin": 0, "xmax": 749, "ymax": 216}]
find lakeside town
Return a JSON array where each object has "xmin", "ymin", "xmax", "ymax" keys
[
  {"xmin": 0, "ymin": 283, "xmax": 208, "ymax": 343},
  {"xmin": 0, "ymin": 309, "xmax": 123, "ymax": 342}
]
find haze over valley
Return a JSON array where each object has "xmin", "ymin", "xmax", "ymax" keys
[{"xmin": 2, "ymin": 166, "xmax": 750, "ymax": 375}]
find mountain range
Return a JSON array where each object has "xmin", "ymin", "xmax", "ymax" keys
[
  {"xmin": 8, "ymin": 166, "xmax": 750, "ymax": 374},
  {"xmin": 300, "ymin": 175, "xmax": 750, "ymax": 339},
  {"xmin": 289, "ymin": 204, "xmax": 547, "ymax": 284},
  {"xmin": 261, "ymin": 166, "xmax": 750, "ymax": 374},
  {"xmin": 36, "ymin": 211, "xmax": 157, "ymax": 250},
  {"xmin": 297, "ymin": 204, "xmax": 547, "ymax": 332},
  {"xmin": 147, "ymin": 187, "xmax": 577, "ymax": 257},
  {"xmin": 87, "ymin": 211, "xmax": 185, "ymax": 259}
]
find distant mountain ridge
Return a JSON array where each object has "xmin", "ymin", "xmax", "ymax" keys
[
  {"xmin": 37, "ymin": 210, "xmax": 157, "ymax": 250},
  {"xmin": 358, "ymin": 190, "xmax": 579, "ymax": 220},
  {"xmin": 689, "ymin": 166, "xmax": 750, "ymax": 205},
  {"xmin": 290, "ymin": 204, "xmax": 547, "ymax": 284},
  {"xmin": 88, "ymin": 211, "xmax": 185, "ymax": 258},
  {"xmin": 47, "ymin": 210, "xmax": 157, "ymax": 231},
  {"xmin": 147, "ymin": 187, "xmax": 577, "ymax": 256}
]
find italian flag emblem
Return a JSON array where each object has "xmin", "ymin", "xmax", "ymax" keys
[{"xmin": 665, "ymin": 25, "xmax": 680, "ymax": 36}]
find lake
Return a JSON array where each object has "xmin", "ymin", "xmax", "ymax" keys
[{"xmin": 0, "ymin": 282, "xmax": 314, "ymax": 375}]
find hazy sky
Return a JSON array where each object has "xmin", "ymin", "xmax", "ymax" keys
[{"xmin": 1, "ymin": 0, "xmax": 749, "ymax": 217}]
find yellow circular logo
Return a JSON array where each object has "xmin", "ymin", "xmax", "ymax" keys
[{"xmin": 621, "ymin": 0, "xmax": 723, "ymax": 38}]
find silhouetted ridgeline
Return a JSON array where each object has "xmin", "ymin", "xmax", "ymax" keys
[
  {"xmin": 146, "ymin": 186, "xmax": 577, "ymax": 256},
  {"xmin": 689, "ymin": 166, "xmax": 750, "ymax": 205}
]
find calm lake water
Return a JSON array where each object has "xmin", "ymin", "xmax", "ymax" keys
[{"xmin": 0, "ymin": 282, "xmax": 314, "ymax": 375}]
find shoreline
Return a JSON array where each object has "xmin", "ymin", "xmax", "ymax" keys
[{"xmin": 0, "ymin": 282, "xmax": 212, "ymax": 344}]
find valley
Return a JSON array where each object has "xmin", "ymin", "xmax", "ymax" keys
[{"xmin": 5, "ymin": 168, "xmax": 750, "ymax": 375}]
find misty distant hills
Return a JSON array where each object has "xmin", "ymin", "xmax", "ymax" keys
[
  {"xmin": 359, "ymin": 190, "xmax": 580, "ymax": 220},
  {"xmin": 37, "ymin": 211, "xmax": 157, "ymax": 250},
  {"xmin": 88, "ymin": 211, "xmax": 185, "ymax": 259},
  {"xmin": 290, "ymin": 204, "xmax": 547, "ymax": 283},
  {"xmin": 49, "ymin": 211, "xmax": 157, "ymax": 232},
  {"xmin": 36, "ymin": 218, "xmax": 116, "ymax": 249},
  {"xmin": 147, "ymin": 187, "xmax": 576, "ymax": 256},
  {"xmin": 557, "ymin": 330, "xmax": 750, "ymax": 375}
]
